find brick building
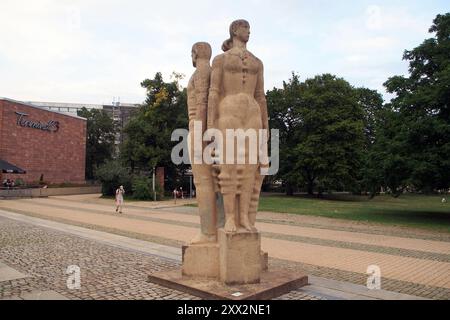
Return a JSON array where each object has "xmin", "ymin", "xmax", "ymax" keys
[{"xmin": 0, "ymin": 98, "xmax": 86, "ymax": 184}]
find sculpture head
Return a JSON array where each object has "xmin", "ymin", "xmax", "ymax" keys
[
  {"xmin": 222, "ymin": 19, "xmax": 250, "ymax": 52},
  {"xmin": 191, "ymin": 42, "xmax": 212, "ymax": 67}
]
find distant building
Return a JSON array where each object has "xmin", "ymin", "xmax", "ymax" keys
[
  {"xmin": 102, "ymin": 103, "xmax": 139, "ymax": 150},
  {"xmin": 28, "ymin": 100, "xmax": 140, "ymax": 154},
  {"xmin": 26, "ymin": 101, "xmax": 104, "ymax": 115}
]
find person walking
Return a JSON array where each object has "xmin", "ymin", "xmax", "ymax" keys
[{"xmin": 115, "ymin": 185, "xmax": 125, "ymax": 213}]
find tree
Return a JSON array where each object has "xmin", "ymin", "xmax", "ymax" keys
[
  {"xmin": 77, "ymin": 107, "xmax": 116, "ymax": 180},
  {"xmin": 382, "ymin": 13, "xmax": 450, "ymax": 192},
  {"xmin": 120, "ymin": 72, "xmax": 189, "ymax": 191},
  {"xmin": 363, "ymin": 106, "xmax": 412, "ymax": 197},
  {"xmin": 354, "ymin": 87, "xmax": 384, "ymax": 147},
  {"xmin": 267, "ymin": 74, "xmax": 365, "ymax": 195},
  {"xmin": 266, "ymin": 73, "xmax": 303, "ymax": 195},
  {"xmin": 295, "ymin": 74, "xmax": 365, "ymax": 195}
]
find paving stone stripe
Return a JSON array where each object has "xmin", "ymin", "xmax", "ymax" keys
[
  {"xmin": 11, "ymin": 199, "xmax": 450, "ymax": 262},
  {"xmin": 161, "ymin": 206, "xmax": 450, "ymax": 242},
  {"xmin": 0, "ymin": 207, "xmax": 184, "ymax": 248},
  {"xmin": 57, "ymin": 196, "xmax": 442, "ymax": 241},
  {"xmin": 47, "ymin": 196, "xmax": 190, "ymax": 211},
  {"xmin": 17, "ymin": 197, "xmax": 450, "ymax": 246},
  {"xmin": 101, "ymin": 207, "xmax": 450, "ymax": 255},
  {"xmin": 261, "ymin": 232, "xmax": 450, "ymax": 263},
  {"xmin": 269, "ymin": 257, "xmax": 450, "ymax": 300}
]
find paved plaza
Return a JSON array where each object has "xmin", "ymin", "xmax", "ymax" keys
[{"xmin": 1, "ymin": 194, "xmax": 449, "ymax": 300}]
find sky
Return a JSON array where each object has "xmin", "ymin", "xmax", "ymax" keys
[{"xmin": 0, "ymin": 0, "xmax": 448, "ymax": 105}]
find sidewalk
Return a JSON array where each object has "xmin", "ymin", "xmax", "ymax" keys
[
  {"xmin": 0, "ymin": 194, "xmax": 449, "ymax": 299},
  {"xmin": 0, "ymin": 212, "xmax": 424, "ymax": 300}
]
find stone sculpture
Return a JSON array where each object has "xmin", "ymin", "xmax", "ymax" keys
[
  {"xmin": 186, "ymin": 42, "xmax": 218, "ymax": 244},
  {"xmin": 184, "ymin": 19, "xmax": 269, "ymax": 285},
  {"xmin": 207, "ymin": 19, "xmax": 269, "ymax": 233}
]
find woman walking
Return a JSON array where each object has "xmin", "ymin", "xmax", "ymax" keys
[{"xmin": 115, "ymin": 185, "xmax": 125, "ymax": 213}]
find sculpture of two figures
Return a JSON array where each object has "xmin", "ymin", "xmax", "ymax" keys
[{"xmin": 187, "ymin": 19, "xmax": 269, "ymax": 244}]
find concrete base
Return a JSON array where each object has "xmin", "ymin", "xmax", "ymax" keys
[
  {"xmin": 181, "ymin": 237, "xmax": 268, "ymax": 282},
  {"xmin": 219, "ymin": 229, "xmax": 262, "ymax": 285},
  {"xmin": 182, "ymin": 243, "xmax": 219, "ymax": 279},
  {"xmin": 147, "ymin": 268, "xmax": 308, "ymax": 300}
]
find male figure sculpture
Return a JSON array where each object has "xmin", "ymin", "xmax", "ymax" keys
[
  {"xmin": 207, "ymin": 19, "xmax": 269, "ymax": 233},
  {"xmin": 187, "ymin": 42, "xmax": 218, "ymax": 244}
]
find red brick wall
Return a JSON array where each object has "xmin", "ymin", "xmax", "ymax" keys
[{"xmin": 0, "ymin": 99, "xmax": 86, "ymax": 184}]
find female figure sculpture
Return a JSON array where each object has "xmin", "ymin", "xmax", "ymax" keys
[{"xmin": 207, "ymin": 19, "xmax": 269, "ymax": 233}]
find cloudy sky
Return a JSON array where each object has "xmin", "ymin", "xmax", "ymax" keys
[{"xmin": 0, "ymin": 0, "xmax": 448, "ymax": 105}]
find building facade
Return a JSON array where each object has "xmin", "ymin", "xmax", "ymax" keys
[{"xmin": 0, "ymin": 98, "xmax": 87, "ymax": 184}]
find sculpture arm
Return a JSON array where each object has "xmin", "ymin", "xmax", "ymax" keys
[
  {"xmin": 193, "ymin": 66, "xmax": 210, "ymax": 130},
  {"xmin": 255, "ymin": 61, "xmax": 269, "ymax": 132},
  {"xmin": 207, "ymin": 55, "xmax": 224, "ymax": 130},
  {"xmin": 187, "ymin": 76, "xmax": 196, "ymax": 122}
]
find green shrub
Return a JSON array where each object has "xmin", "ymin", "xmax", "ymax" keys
[
  {"xmin": 95, "ymin": 160, "xmax": 132, "ymax": 196},
  {"xmin": 132, "ymin": 176, "xmax": 152, "ymax": 200},
  {"xmin": 131, "ymin": 175, "xmax": 164, "ymax": 201}
]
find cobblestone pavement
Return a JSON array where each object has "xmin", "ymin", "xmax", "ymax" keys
[
  {"xmin": 0, "ymin": 217, "xmax": 323, "ymax": 300},
  {"xmin": 0, "ymin": 217, "xmax": 197, "ymax": 300},
  {"xmin": 1, "ymin": 195, "xmax": 449, "ymax": 300}
]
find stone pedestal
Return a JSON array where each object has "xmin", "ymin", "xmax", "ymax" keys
[
  {"xmin": 218, "ymin": 229, "xmax": 261, "ymax": 285},
  {"xmin": 148, "ymin": 232, "xmax": 309, "ymax": 300},
  {"xmin": 182, "ymin": 243, "xmax": 219, "ymax": 279}
]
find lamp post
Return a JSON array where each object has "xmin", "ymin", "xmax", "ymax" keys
[{"xmin": 152, "ymin": 167, "xmax": 156, "ymax": 201}]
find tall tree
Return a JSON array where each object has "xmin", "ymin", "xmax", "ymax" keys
[
  {"xmin": 77, "ymin": 107, "xmax": 116, "ymax": 180},
  {"xmin": 355, "ymin": 87, "xmax": 384, "ymax": 147},
  {"xmin": 383, "ymin": 13, "xmax": 450, "ymax": 192},
  {"xmin": 120, "ymin": 72, "xmax": 188, "ymax": 190},
  {"xmin": 266, "ymin": 73, "xmax": 303, "ymax": 195},
  {"xmin": 267, "ymin": 74, "xmax": 365, "ymax": 195},
  {"xmin": 294, "ymin": 74, "xmax": 365, "ymax": 195}
]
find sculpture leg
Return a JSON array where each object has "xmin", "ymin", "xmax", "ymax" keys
[
  {"xmin": 190, "ymin": 165, "xmax": 217, "ymax": 244},
  {"xmin": 223, "ymin": 193, "xmax": 237, "ymax": 232},
  {"xmin": 219, "ymin": 165, "xmax": 237, "ymax": 232},
  {"xmin": 248, "ymin": 170, "xmax": 264, "ymax": 226},
  {"xmin": 238, "ymin": 165, "xmax": 258, "ymax": 231}
]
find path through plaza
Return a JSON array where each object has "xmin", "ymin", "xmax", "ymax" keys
[{"xmin": 0, "ymin": 194, "xmax": 449, "ymax": 300}]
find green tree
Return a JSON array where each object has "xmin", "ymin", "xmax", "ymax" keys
[
  {"xmin": 120, "ymin": 72, "xmax": 189, "ymax": 191},
  {"xmin": 77, "ymin": 107, "xmax": 116, "ymax": 180},
  {"xmin": 266, "ymin": 74, "xmax": 302, "ymax": 195},
  {"xmin": 267, "ymin": 74, "xmax": 365, "ymax": 195},
  {"xmin": 295, "ymin": 74, "xmax": 365, "ymax": 195},
  {"xmin": 354, "ymin": 87, "xmax": 385, "ymax": 195},
  {"xmin": 383, "ymin": 13, "xmax": 450, "ymax": 192},
  {"xmin": 355, "ymin": 87, "xmax": 384, "ymax": 147}
]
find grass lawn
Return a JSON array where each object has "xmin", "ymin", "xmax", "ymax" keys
[
  {"xmin": 258, "ymin": 194, "xmax": 450, "ymax": 232},
  {"xmin": 188, "ymin": 194, "xmax": 450, "ymax": 232}
]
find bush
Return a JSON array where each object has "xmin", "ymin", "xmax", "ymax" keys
[
  {"xmin": 132, "ymin": 175, "xmax": 164, "ymax": 201},
  {"xmin": 95, "ymin": 160, "xmax": 132, "ymax": 196},
  {"xmin": 132, "ymin": 176, "xmax": 152, "ymax": 200}
]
